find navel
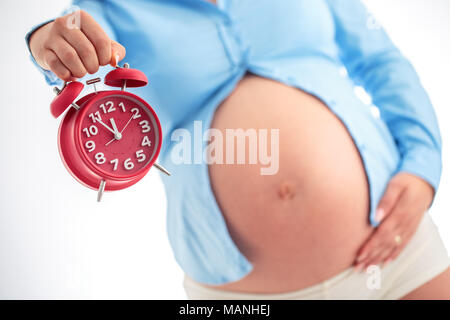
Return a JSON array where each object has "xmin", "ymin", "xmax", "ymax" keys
[{"xmin": 277, "ymin": 181, "xmax": 296, "ymax": 200}]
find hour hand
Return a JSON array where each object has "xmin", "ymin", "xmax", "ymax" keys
[
  {"xmin": 110, "ymin": 118, "xmax": 119, "ymax": 133},
  {"xmin": 96, "ymin": 118, "xmax": 116, "ymax": 135},
  {"xmin": 104, "ymin": 118, "xmax": 123, "ymax": 146},
  {"xmin": 109, "ymin": 118, "xmax": 122, "ymax": 140}
]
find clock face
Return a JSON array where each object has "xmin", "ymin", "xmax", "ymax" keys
[{"xmin": 78, "ymin": 94, "xmax": 160, "ymax": 178}]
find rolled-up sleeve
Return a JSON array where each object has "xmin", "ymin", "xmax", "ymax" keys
[
  {"xmin": 25, "ymin": 0, "xmax": 117, "ymax": 86},
  {"xmin": 325, "ymin": 0, "xmax": 442, "ymax": 195}
]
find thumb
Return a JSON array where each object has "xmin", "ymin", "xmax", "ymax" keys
[
  {"xmin": 375, "ymin": 178, "xmax": 405, "ymax": 223},
  {"xmin": 109, "ymin": 40, "xmax": 126, "ymax": 67}
]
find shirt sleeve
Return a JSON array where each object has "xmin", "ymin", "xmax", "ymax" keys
[
  {"xmin": 25, "ymin": 0, "xmax": 118, "ymax": 87},
  {"xmin": 325, "ymin": 0, "xmax": 443, "ymax": 195}
]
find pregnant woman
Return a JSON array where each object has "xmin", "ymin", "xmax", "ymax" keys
[{"xmin": 27, "ymin": 0, "xmax": 450, "ymax": 299}]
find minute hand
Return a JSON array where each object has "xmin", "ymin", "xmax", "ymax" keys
[
  {"xmin": 120, "ymin": 114, "xmax": 135, "ymax": 134},
  {"xmin": 96, "ymin": 118, "xmax": 117, "ymax": 135}
]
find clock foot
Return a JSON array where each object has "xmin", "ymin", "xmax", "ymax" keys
[
  {"xmin": 153, "ymin": 163, "xmax": 171, "ymax": 176},
  {"xmin": 97, "ymin": 179, "xmax": 106, "ymax": 202}
]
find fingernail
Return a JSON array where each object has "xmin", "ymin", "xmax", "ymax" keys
[
  {"xmin": 353, "ymin": 264, "xmax": 364, "ymax": 273},
  {"xmin": 382, "ymin": 258, "xmax": 392, "ymax": 267},
  {"xmin": 356, "ymin": 253, "xmax": 367, "ymax": 262},
  {"xmin": 375, "ymin": 208, "xmax": 385, "ymax": 222},
  {"xmin": 110, "ymin": 52, "xmax": 118, "ymax": 67}
]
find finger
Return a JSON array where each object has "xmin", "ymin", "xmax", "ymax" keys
[
  {"xmin": 362, "ymin": 243, "xmax": 398, "ymax": 270},
  {"xmin": 355, "ymin": 238, "xmax": 394, "ymax": 271},
  {"xmin": 43, "ymin": 50, "xmax": 73, "ymax": 81},
  {"xmin": 49, "ymin": 38, "xmax": 87, "ymax": 79},
  {"xmin": 375, "ymin": 178, "xmax": 405, "ymax": 223},
  {"xmin": 377, "ymin": 201, "xmax": 423, "ymax": 266},
  {"xmin": 381, "ymin": 216, "xmax": 420, "ymax": 265},
  {"xmin": 60, "ymin": 28, "xmax": 99, "ymax": 74},
  {"xmin": 356, "ymin": 209, "xmax": 400, "ymax": 264},
  {"xmin": 110, "ymin": 40, "xmax": 126, "ymax": 67},
  {"xmin": 356, "ymin": 186, "xmax": 413, "ymax": 265},
  {"xmin": 381, "ymin": 240, "xmax": 407, "ymax": 267},
  {"xmin": 356, "ymin": 175, "xmax": 406, "ymax": 265},
  {"xmin": 354, "ymin": 247, "xmax": 383, "ymax": 271},
  {"xmin": 79, "ymin": 10, "xmax": 112, "ymax": 66}
]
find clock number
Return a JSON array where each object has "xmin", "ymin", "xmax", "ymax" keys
[
  {"xmin": 82, "ymin": 125, "xmax": 98, "ymax": 138},
  {"xmin": 85, "ymin": 140, "xmax": 96, "ymax": 153},
  {"xmin": 141, "ymin": 136, "xmax": 151, "ymax": 147},
  {"xmin": 110, "ymin": 158, "xmax": 118, "ymax": 171},
  {"xmin": 124, "ymin": 158, "xmax": 134, "ymax": 170},
  {"xmin": 139, "ymin": 120, "xmax": 151, "ymax": 133},
  {"xmin": 131, "ymin": 107, "xmax": 141, "ymax": 119},
  {"xmin": 119, "ymin": 102, "xmax": 126, "ymax": 112},
  {"xmin": 95, "ymin": 152, "xmax": 106, "ymax": 165},
  {"xmin": 99, "ymin": 104, "xmax": 106, "ymax": 113},
  {"xmin": 99, "ymin": 101, "xmax": 115, "ymax": 113},
  {"xmin": 136, "ymin": 149, "xmax": 146, "ymax": 163},
  {"xmin": 88, "ymin": 111, "xmax": 102, "ymax": 123}
]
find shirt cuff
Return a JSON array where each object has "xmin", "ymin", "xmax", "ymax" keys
[
  {"xmin": 25, "ymin": 19, "xmax": 63, "ymax": 87},
  {"xmin": 395, "ymin": 146, "xmax": 442, "ymax": 204}
]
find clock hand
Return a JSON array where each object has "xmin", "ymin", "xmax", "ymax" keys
[
  {"xmin": 105, "ymin": 137, "xmax": 116, "ymax": 146},
  {"xmin": 120, "ymin": 114, "xmax": 135, "ymax": 134},
  {"xmin": 110, "ymin": 118, "xmax": 119, "ymax": 133},
  {"xmin": 96, "ymin": 118, "xmax": 117, "ymax": 136},
  {"xmin": 109, "ymin": 118, "xmax": 122, "ymax": 140},
  {"xmin": 104, "ymin": 115, "xmax": 134, "ymax": 146},
  {"xmin": 104, "ymin": 132, "xmax": 122, "ymax": 146}
]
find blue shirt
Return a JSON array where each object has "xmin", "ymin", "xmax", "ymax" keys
[{"xmin": 27, "ymin": 0, "xmax": 442, "ymax": 285}]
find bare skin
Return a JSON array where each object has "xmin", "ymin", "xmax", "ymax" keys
[
  {"xmin": 401, "ymin": 268, "xmax": 450, "ymax": 299},
  {"xmin": 208, "ymin": 75, "xmax": 373, "ymax": 292}
]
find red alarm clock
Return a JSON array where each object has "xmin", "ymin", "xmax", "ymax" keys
[{"xmin": 51, "ymin": 62, "xmax": 170, "ymax": 201}]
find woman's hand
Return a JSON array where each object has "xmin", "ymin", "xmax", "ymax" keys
[
  {"xmin": 29, "ymin": 10, "xmax": 126, "ymax": 82},
  {"xmin": 354, "ymin": 172, "xmax": 435, "ymax": 271}
]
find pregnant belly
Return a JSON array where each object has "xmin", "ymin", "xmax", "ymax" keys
[{"xmin": 207, "ymin": 74, "xmax": 373, "ymax": 293}]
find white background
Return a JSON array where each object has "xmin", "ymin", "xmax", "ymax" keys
[{"xmin": 0, "ymin": 0, "xmax": 449, "ymax": 299}]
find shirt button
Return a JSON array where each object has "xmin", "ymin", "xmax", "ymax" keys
[
  {"xmin": 370, "ymin": 106, "xmax": 381, "ymax": 119},
  {"xmin": 339, "ymin": 67, "xmax": 348, "ymax": 77}
]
